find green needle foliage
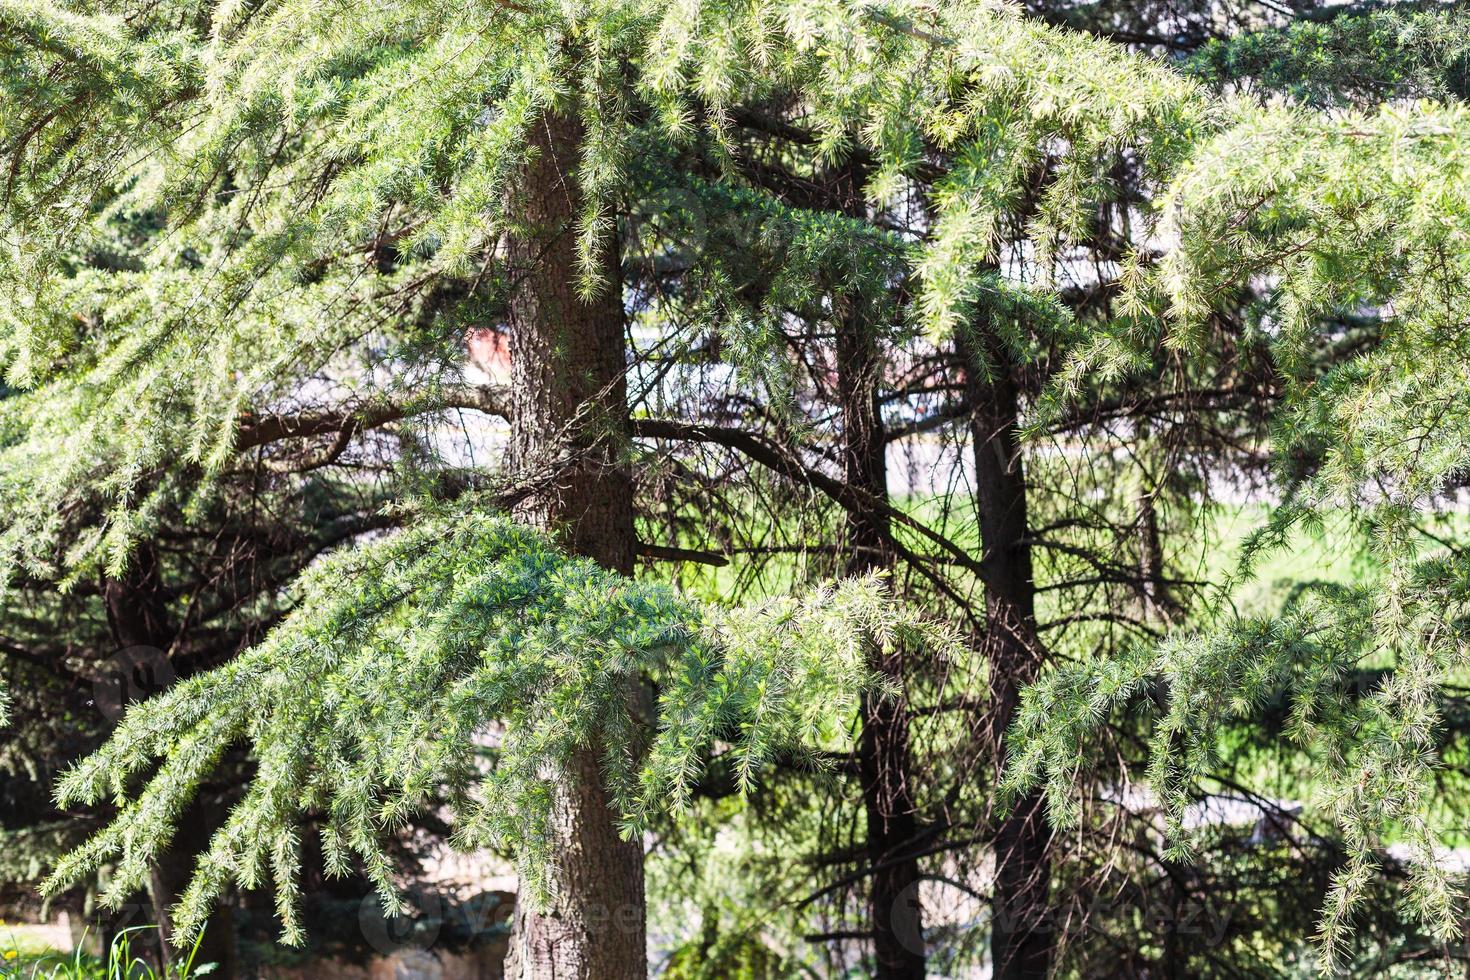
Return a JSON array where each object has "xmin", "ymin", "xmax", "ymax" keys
[
  {"xmin": 1186, "ymin": 4, "xmax": 1470, "ymax": 107},
  {"xmin": 0, "ymin": 0, "xmax": 1203, "ymax": 582},
  {"xmin": 11, "ymin": 0, "xmax": 1470, "ymax": 970},
  {"xmin": 40, "ymin": 500, "xmax": 949, "ymax": 946},
  {"xmin": 0, "ymin": 6, "xmax": 1197, "ymax": 968},
  {"xmin": 1011, "ymin": 97, "xmax": 1470, "ymax": 969}
]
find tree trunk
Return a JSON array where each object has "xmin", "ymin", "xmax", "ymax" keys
[
  {"xmin": 104, "ymin": 545, "xmax": 237, "ymax": 980},
  {"xmin": 961, "ymin": 328, "xmax": 1052, "ymax": 980},
  {"xmin": 837, "ymin": 309, "xmax": 926, "ymax": 978},
  {"xmin": 149, "ymin": 811, "xmax": 237, "ymax": 979},
  {"xmin": 500, "ymin": 106, "xmax": 645, "ymax": 980}
]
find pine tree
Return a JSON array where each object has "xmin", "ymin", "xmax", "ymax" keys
[
  {"xmin": 1004, "ymin": 21, "xmax": 1470, "ymax": 976},
  {"xmin": 0, "ymin": 3, "xmax": 1200, "ymax": 976},
  {"xmin": 830, "ymin": 164, "xmax": 927, "ymax": 979},
  {"xmin": 12, "ymin": 0, "xmax": 1470, "ymax": 975}
]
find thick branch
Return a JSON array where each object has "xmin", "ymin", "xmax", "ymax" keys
[
  {"xmin": 235, "ymin": 384, "xmax": 512, "ymax": 451},
  {"xmin": 637, "ymin": 543, "xmax": 729, "ymax": 567}
]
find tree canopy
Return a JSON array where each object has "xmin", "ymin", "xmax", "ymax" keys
[{"xmin": 5, "ymin": 1, "xmax": 1470, "ymax": 978}]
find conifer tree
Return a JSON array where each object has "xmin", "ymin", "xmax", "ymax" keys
[
  {"xmin": 0, "ymin": 4, "xmax": 1201, "ymax": 977},
  {"xmin": 1001, "ymin": 10, "xmax": 1470, "ymax": 974},
  {"xmin": 14, "ymin": 0, "xmax": 1470, "ymax": 975},
  {"xmin": 0, "ymin": 459, "xmax": 398, "ymax": 978}
]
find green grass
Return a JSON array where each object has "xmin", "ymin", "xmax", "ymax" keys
[
  {"xmin": 0, "ymin": 928, "xmax": 210, "ymax": 980},
  {"xmin": 1207, "ymin": 504, "xmax": 1377, "ymax": 611}
]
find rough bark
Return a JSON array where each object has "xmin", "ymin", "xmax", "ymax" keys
[
  {"xmin": 148, "ymin": 809, "xmax": 237, "ymax": 979},
  {"xmin": 961, "ymin": 328, "xmax": 1052, "ymax": 980},
  {"xmin": 837, "ymin": 310, "xmax": 926, "ymax": 978},
  {"xmin": 104, "ymin": 545, "xmax": 237, "ymax": 980},
  {"xmin": 500, "ymin": 107, "xmax": 645, "ymax": 980}
]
